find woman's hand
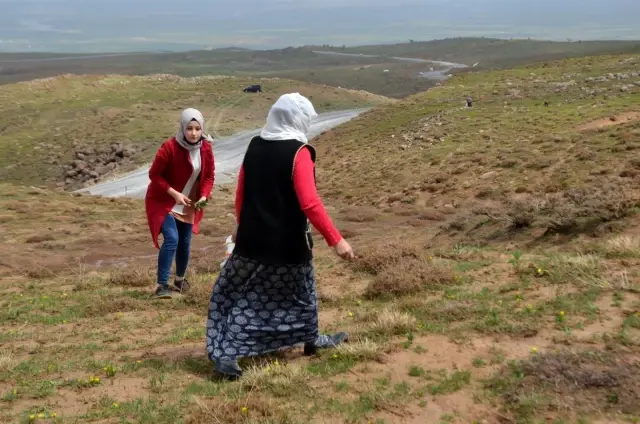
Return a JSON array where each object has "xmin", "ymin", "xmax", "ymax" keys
[
  {"xmin": 194, "ymin": 197, "xmax": 208, "ymax": 210},
  {"xmin": 333, "ymin": 239, "xmax": 355, "ymax": 260},
  {"xmin": 172, "ymin": 192, "xmax": 191, "ymax": 206}
]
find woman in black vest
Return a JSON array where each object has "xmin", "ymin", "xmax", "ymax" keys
[{"xmin": 206, "ymin": 93, "xmax": 355, "ymax": 380}]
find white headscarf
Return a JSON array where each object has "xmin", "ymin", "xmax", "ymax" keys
[
  {"xmin": 176, "ymin": 108, "xmax": 213, "ymax": 151},
  {"xmin": 260, "ymin": 93, "xmax": 318, "ymax": 143}
]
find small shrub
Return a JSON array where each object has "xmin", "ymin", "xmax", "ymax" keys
[
  {"xmin": 84, "ymin": 297, "xmax": 148, "ymax": 317},
  {"xmin": 365, "ymin": 257, "xmax": 456, "ymax": 299},
  {"xmin": 108, "ymin": 267, "xmax": 152, "ymax": 287},
  {"xmin": 352, "ymin": 239, "xmax": 423, "ymax": 275},
  {"xmin": 486, "ymin": 350, "xmax": 640, "ymax": 420}
]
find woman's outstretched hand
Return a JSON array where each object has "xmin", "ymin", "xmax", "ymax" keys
[{"xmin": 333, "ymin": 239, "xmax": 355, "ymax": 260}]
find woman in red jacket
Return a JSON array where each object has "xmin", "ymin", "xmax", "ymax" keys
[
  {"xmin": 145, "ymin": 108, "xmax": 215, "ymax": 299},
  {"xmin": 205, "ymin": 93, "xmax": 354, "ymax": 380}
]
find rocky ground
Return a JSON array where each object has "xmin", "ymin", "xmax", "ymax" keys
[{"xmin": 61, "ymin": 143, "xmax": 139, "ymax": 190}]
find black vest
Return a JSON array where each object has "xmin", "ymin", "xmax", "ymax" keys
[{"xmin": 234, "ymin": 136, "xmax": 316, "ymax": 265}]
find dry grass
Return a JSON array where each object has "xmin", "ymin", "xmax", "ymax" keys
[
  {"xmin": 335, "ymin": 338, "xmax": 386, "ymax": 361},
  {"xmin": 241, "ymin": 362, "xmax": 310, "ymax": 394},
  {"xmin": 0, "ymin": 349, "xmax": 17, "ymax": 373},
  {"xmin": 357, "ymin": 308, "xmax": 417, "ymax": 337},
  {"xmin": 108, "ymin": 266, "xmax": 154, "ymax": 287},
  {"xmin": 603, "ymin": 235, "xmax": 640, "ymax": 258},
  {"xmin": 187, "ymin": 395, "xmax": 296, "ymax": 424}
]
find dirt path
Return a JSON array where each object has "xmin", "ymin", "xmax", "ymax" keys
[{"xmin": 577, "ymin": 111, "xmax": 640, "ymax": 131}]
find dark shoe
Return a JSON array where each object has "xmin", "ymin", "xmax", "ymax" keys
[
  {"xmin": 172, "ymin": 279, "xmax": 191, "ymax": 293},
  {"xmin": 213, "ymin": 360, "xmax": 243, "ymax": 381},
  {"xmin": 154, "ymin": 285, "xmax": 172, "ymax": 299},
  {"xmin": 304, "ymin": 332, "xmax": 348, "ymax": 356}
]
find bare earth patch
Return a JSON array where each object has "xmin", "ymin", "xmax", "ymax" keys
[{"xmin": 577, "ymin": 111, "xmax": 640, "ymax": 131}]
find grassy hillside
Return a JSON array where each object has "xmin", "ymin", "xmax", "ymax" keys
[
  {"xmin": 0, "ymin": 74, "xmax": 390, "ymax": 190},
  {"xmin": 310, "ymin": 52, "xmax": 640, "ymax": 422},
  {"xmin": 3, "ymin": 38, "xmax": 640, "ymax": 99},
  {"xmin": 0, "ymin": 48, "xmax": 443, "ymax": 98},
  {"xmin": 313, "ymin": 37, "xmax": 640, "ymax": 68},
  {"xmin": 1, "ymin": 52, "xmax": 640, "ymax": 424}
]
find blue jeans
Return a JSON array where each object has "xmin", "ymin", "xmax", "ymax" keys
[{"xmin": 157, "ymin": 214, "xmax": 193, "ymax": 286}]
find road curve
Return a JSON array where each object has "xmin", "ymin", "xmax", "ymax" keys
[
  {"xmin": 311, "ymin": 50, "xmax": 468, "ymax": 69},
  {"xmin": 76, "ymin": 108, "xmax": 368, "ymax": 199}
]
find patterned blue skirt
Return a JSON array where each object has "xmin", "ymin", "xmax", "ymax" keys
[{"xmin": 205, "ymin": 254, "xmax": 319, "ymax": 361}]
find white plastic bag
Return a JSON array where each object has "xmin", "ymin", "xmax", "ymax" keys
[{"xmin": 220, "ymin": 235, "xmax": 235, "ymax": 269}]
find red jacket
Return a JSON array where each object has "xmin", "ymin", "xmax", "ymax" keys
[{"xmin": 145, "ymin": 137, "xmax": 215, "ymax": 248}]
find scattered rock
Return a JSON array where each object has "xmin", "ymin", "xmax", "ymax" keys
[
  {"xmin": 552, "ymin": 80, "xmax": 576, "ymax": 92},
  {"xmin": 506, "ymin": 88, "xmax": 523, "ymax": 99},
  {"xmin": 73, "ymin": 160, "xmax": 88, "ymax": 170},
  {"xmin": 480, "ymin": 171, "xmax": 497, "ymax": 179},
  {"xmin": 62, "ymin": 143, "xmax": 139, "ymax": 190}
]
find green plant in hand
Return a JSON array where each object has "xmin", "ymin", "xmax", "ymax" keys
[{"xmin": 194, "ymin": 198, "xmax": 208, "ymax": 210}]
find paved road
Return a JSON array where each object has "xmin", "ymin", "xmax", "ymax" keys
[
  {"xmin": 311, "ymin": 50, "xmax": 468, "ymax": 81},
  {"xmin": 76, "ymin": 108, "xmax": 368, "ymax": 199},
  {"xmin": 311, "ymin": 50, "xmax": 468, "ymax": 69}
]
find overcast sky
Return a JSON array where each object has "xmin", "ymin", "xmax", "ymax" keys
[{"xmin": 1, "ymin": 0, "xmax": 639, "ymax": 52}]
